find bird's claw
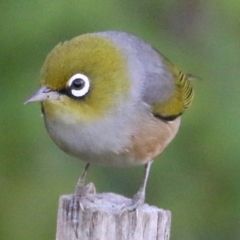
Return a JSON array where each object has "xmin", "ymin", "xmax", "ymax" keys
[
  {"xmin": 66, "ymin": 183, "xmax": 96, "ymax": 238},
  {"xmin": 120, "ymin": 191, "xmax": 145, "ymax": 216}
]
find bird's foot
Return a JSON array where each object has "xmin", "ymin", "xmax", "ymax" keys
[
  {"xmin": 67, "ymin": 182, "xmax": 96, "ymax": 238},
  {"xmin": 120, "ymin": 191, "xmax": 145, "ymax": 216}
]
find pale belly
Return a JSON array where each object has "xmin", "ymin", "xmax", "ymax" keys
[{"xmin": 44, "ymin": 111, "xmax": 181, "ymax": 167}]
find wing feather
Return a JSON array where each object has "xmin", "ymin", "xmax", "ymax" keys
[{"xmin": 152, "ymin": 57, "xmax": 194, "ymax": 120}]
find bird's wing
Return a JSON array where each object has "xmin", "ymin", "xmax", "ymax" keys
[{"xmin": 144, "ymin": 56, "xmax": 194, "ymax": 121}]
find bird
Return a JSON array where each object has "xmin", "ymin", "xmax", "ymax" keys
[{"xmin": 26, "ymin": 31, "xmax": 194, "ymax": 212}]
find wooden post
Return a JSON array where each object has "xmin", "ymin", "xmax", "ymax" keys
[{"xmin": 56, "ymin": 185, "xmax": 171, "ymax": 240}]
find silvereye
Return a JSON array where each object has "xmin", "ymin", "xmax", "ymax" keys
[{"xmin": 26, "ymin": 31, "xmax": 194, "ymax": 211}]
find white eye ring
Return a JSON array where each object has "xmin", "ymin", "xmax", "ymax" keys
[{"xmin": 67, "ymin": 73, "xmax": 90, "ymax": 97}]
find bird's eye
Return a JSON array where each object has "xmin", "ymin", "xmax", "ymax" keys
[{"xmin": 67, "ymin": 73, "xmax": 90, "ymax": 98}]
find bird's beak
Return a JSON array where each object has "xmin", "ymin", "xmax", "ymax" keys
[{"xmin": 25, "ymin": 86, "xmax": 60, "ymax": 104}]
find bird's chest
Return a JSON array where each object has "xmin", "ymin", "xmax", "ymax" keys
[
  {"xmin": 42, "ymin": 105, "xmax": 181, "ymax": 167},
  {"xmin": 43, "ymin": 110, "xmax": 139, "ymax": 166}
]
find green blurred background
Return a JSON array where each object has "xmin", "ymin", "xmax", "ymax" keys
[{"xmin": 1, "ymin": 0, "xmax": 240, "ymax": 239}]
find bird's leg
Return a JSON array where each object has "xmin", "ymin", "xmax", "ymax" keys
[
  {"xmin": 74, "ymin": 163, "xmax": 91, "ymax": 196},
  {"xmin": 122, "ymin": 160, "xmax": 153, "ymax": 213},
  {"xmin": 68, "ymin": 163, "xmax": 95, "ymax": 238}
]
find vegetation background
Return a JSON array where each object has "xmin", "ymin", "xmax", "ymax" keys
[{"xmin": 1, "ymin": 1, "xmax": 239, "ymax": 239}]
